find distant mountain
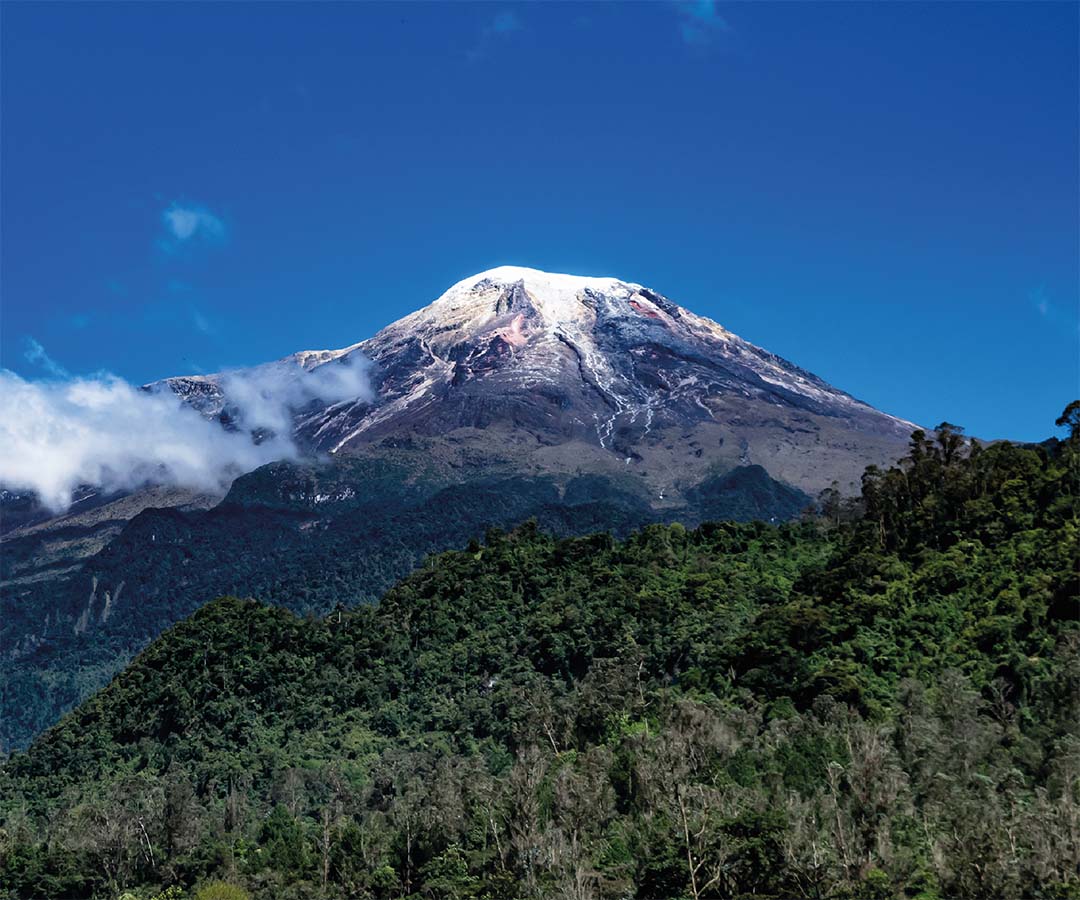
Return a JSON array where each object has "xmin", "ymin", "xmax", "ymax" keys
[
  {"xmin": 161, "ymin": 266, "xmax": 915, "ymax": 498},
  {"xmin": 1, "ymin": 267, "xmax": 918, "ymax": 751}
]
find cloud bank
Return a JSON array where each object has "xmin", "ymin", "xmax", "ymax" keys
[{"xmin": 0, "ymin": 352, "xmax": 373, "ymax": 513}]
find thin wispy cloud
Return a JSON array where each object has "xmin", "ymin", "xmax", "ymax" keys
[
  {"xmin": 1030, "ymin": 286, "xmax": 1052, "ymax": 318},
  {"xmin": 23, "ymin": 337, "xmax": 70, "ymax": 379},
  {"xmin": 157, "ymin": 282, "xmax": 220, "ymax": 338},
  {"xmin": 1030, "ymin": 286, "xmax": 1079, "ymax": 335},
  {"xmin": 468, "ymin": 9, "xmax": 524, "ymax": 61},
  {"xmin": 674, "ymin": 0, "xmax": 732, "ymax": 46},
  {"xmin": 66, "ymin": 313, "xmax": 92, "ymax": 330},
  {"xmin": 159, "ymin": 203, "xmax": 226, "ymax": 254},
  {"xmin": 487, "ymin": 11, "xmax": 522, "ymax": 36},
  {"xmin": 192, "ymin": 307, "xmax": 216, "ymax": 337}
]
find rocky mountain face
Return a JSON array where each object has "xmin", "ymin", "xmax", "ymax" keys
[
  {"xmin": 162, "ymin": 266, "xmax": 914, "ymax": 499},
  {"xmin": 307, "ymin": 268, "xmax": 908, "ymax": 453},
  {"xmin": 1, "ymin": 267, "xmax": 918, "ymax": 751}
]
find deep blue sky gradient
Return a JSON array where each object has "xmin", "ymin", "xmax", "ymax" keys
[{"xmin": 2, "ymin": 1, "xmax": 1077, "ymax": 440}]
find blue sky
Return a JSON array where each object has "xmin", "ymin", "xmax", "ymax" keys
[{"xmin": 2, "ymin": 1, "xmax": 1076, "ymax": 441}]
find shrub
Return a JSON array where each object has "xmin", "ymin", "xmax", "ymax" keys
[{"xmin": 193, "ymin": 882, "xmax": 250, "ymax": 900}]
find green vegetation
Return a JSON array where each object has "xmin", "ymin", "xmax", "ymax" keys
[
  {"xmin": 1, "ymin": 458, "xmax": 807, "ymax": 753},
  {"xmin": 0, "ymin": 410, "xmax": 1076, "ymax": 899}
]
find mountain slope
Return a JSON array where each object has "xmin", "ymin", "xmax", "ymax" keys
[
  {"xmin": 1, "ymin": 428, "xmax": 1075, "ymax": 900},
  {"xmin": 0, "ymin": 451, "xmax": 807, "ymax": 752},
  {"xmin": 164, "ymin": 266, "xmax": 915, "ymax": 498},
  {"xmin": 297, "ymin": 267, "xmax": 909, "ymax": 456}
]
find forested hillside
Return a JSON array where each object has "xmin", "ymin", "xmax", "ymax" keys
[
  {"xmin": 1, "ymin": 452, "xmax": 808, "ymax": 753},
  {"xmin": 1, "ymin": 409, "xmax": 1076, "ymax": 900}
]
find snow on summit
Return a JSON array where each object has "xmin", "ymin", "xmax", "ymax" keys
[
  {"xmin": 436, "ymin": 266, "xmax": 642, "ymax": 324},
  {"xmin": 156, "ymin": 265, "xmax": 916, "ymax": 466}
]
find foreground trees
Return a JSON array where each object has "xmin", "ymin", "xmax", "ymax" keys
[{"xmin": 1, "ymin": 407, "xmax": 1077, "ymax": 899}]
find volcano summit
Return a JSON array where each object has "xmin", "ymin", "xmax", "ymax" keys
[{"xmin": 163, "ymin": 266, "xmax": 915, "ymax": 501}]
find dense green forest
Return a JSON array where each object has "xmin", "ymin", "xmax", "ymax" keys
[
  {"xmin": 1, "ymin": 451, "xmax": 807, "ymax": 752},
  {"xmin": 1, "ymin": 408, "xmax": 1077, "ymax": 900}
]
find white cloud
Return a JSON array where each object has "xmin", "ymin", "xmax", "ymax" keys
[
  {"xmin": 217, "ymin": 355, "xmax": 375, "ymax": 435},
  {"xmin": 161, "ymin": 203, "xmax": 226, "ymax": 248},
  {"xmin": 0, "ymin": 349, "xmax": 374, "ymax": 512}
]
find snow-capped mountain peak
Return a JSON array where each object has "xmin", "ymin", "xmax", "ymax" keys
[
  {"xmin": 158, "ymin": 266, "xmax": 915, "ymax": 494},
  {"xmin": 433, "ymin": 266, "xmax": 640, "ymax": 327}
]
